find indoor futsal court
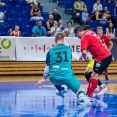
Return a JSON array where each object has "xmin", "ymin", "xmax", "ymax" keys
[
  {"xmin": 0, "ymin": 61, "xmax": 117, "ymax": 117},
  {"xmin": 0, "ymin": 79, "xmax": 117, "ymax": 117}
]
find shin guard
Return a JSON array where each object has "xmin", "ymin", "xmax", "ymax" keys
[{"xmin": 86, "ymin": 78, "xmax": 98, "ymax": 97}]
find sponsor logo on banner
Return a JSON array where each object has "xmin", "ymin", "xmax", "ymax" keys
[
  {"xmin": 16, "ymin": 37, "xmax": 91, "ymax": 61},
  {"xmin": 23, "ymin": 44, "xmax": 54, "ymax": 52},
  {"xmin": 0, "ymin": 37, "xmax": 15, "ymax": 60},
  {"xmin": 23, "ymin": 44, "xmax": 80, "ymax": 53},
  {"xmin": 0, "ymin": 38, "xmax": 12, "ymax": 60}
]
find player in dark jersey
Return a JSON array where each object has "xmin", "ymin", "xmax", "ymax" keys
[
  {"xmin": 74, "ymin": 26, "xmax": 112, "ymax": 98},
  {"xmin": 35, "ymin": 32, "xmax": 90, "ymax": 106}
]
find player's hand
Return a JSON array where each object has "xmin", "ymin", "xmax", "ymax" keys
[
  {"xmin": 86, "ymin": 56, "xmax": 89, "ymax": 60},
  {"xmin": 35, "ymin": 81, "xmax": 44, "ymax": 88},
  {"xmin": 79, "ymin": 56, "xmax": 83, "ymax": 61}
]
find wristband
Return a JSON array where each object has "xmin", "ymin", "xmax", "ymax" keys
[{"xmin": 41, "ymin": 78, "xmax": 46, "ymax": 83}]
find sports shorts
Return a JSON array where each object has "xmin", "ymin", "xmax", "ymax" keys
[
  {"xmin": 93, "ymin": 55, "xmax": 112, "ymax": 74},
  {"xmin": 49, "ymin": 75, "xmax": 80, "ymax": 93},
  {"xmin": 87, "ymin": 59, "xmax": 95, "ymax": 69}
]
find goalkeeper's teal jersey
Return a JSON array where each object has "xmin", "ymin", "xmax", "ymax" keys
[{"xmin": 46, "ymin": 44, "xmax": 73, "ymax": 78}]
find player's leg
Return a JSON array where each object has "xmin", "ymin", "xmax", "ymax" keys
[
  {"xmin": 65, "ymin": 75, "xmax": 91, "ymax": 106},
  {"xmin": 104, "ymin": 69, "xmax": 109, "ymax": 82},
  {"xmin": 85, "ymin": 60, "xmax": 103, "ymax": 96},
  {"xmin": 54, "ymin": 85, "xmax": 69, "ymax": 98},
  {"xmin": 85, "ymin": 59, "xmax": 107, "ymax": 93},
  {"xmin": 86, "ymin": 55, "xmax": 112, "ymax": 97}
]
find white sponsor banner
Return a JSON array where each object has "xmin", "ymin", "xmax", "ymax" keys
[
  {"xmin": 16, "ymin": 37, "xmax": 91, "ymax": 61},
  {"xmin": 0, "ymin": 37, "xmax": 16, "ymax": 60}
]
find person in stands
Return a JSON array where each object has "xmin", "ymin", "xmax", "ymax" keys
[{"xmin": 9, "ymin": 26, "xmax": 22, "ymax": 37}]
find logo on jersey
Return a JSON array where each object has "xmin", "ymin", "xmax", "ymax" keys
[
  {"xmin": 61, "ymin": 68, "xmax": 68, "ymax": 70},
  {"xmin": 52, "ymin": 65, "xmax": 60, "ymax": 69}
]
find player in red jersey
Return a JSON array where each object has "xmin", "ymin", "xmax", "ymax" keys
[
  {"xmin": 74, "ymin": 26, "xmax": 112, "ymax": 97},
  {"xmin": 97, "ymin": 26, "xmax": 113, "ymax": 83}
]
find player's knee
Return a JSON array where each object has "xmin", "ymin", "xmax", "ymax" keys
[
  {"xmin": 84, "ymin": 72, "xmax": 92, "ymax": 81},
  {"xmin": 84, "ymin": 71, "xmax": 89, "ymax": 76},
  {"xmin": 91, "ymin": 72, "xmax": 99, "ymax": 79}
]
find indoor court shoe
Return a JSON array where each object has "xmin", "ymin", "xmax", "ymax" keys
[
  {"xmin": 61, "ymin": 85, "xmax": 70, "ymax": 93},
  {"xmin": 77, "ymin": 91, "xmax": 91, "ymax": 106},
  {"xmin": 97, "ymin": 86, "xmax": 108, "ymax": 96},
  {"xmin": 56, "ymin": 90, "xmax": 65, "ymax": 98}
]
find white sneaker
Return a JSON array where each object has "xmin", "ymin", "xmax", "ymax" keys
[
  {"xmin": 56, "ymin": 90, "xmax": 65, "ymax": 98},
  {"xmin": 61, "ymin": 85, "xmax": 70, "ymax": 93},
  {"xmin": 78, "ymin": 92, "xmax": 91, "ymax": 106},
  {"xmin": 97, "ymin": 86, "xmax": 108, "ymax": 96}
]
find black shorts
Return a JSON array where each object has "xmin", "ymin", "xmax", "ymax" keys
[{"xmin": 93, "ymin": 55, "xmax": 112, "ymax": 74}]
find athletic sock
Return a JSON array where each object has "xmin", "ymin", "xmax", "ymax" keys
[
  {"xmin": 98, "ymin": 79, "xmax": 102, "ymax": 87},
  {"xmin": 85, "ymin": 72, "xmax": 102, "ymax": 87},
  {"xmin": 86, "ymin": 78, "xmax": 98, "ymax": 97},
  {"xmin": 104, "ymin": 70, "xmax": 109, "ymax": 80}
]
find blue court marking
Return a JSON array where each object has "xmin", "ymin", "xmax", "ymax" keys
[{"xmin": 0, "ymin": 82, "xmax": 117, "ymax": 117}]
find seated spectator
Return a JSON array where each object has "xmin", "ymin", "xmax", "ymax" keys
[
  {"xmin": 114, "ymin": 2, "xmax": 117, "ymax": 15},
  {"xmin": 82, "ymin": 7, "xmax": 90, "ymax": 26},
  {"xmin": 58, "ymin": 19, "xmax": 64, "ymax": 31},
  {"xmin": 106, "ymin": 12, "xmax": 117, "ymax": 26},
  {"xmin": 64, "ymin": 29, "xmax": 70, "ymax": 37},
  {"xmin": 52, "ymin": 8, "xmax": 61, "ymax": 22},
  {"xmin": 30, "ymin": 2, "xmax": 43, "ymax": 21},
  {"xmin": 106, "ymin": 22, "xmax": 115, "ymax": 38},
  {"xmin": 32, "ymin": 20, "xmax": 46, "ymax": 37},
  {"xmin": 49, "ymin": 21, "xmax": 62, "ymax": 37},
  {"xmin": 0, "ymin": 10, "xmax": 6, "ymax": 25},
  {"xmin": 9, "ymin": 26, "xmax": 22, "ymax": 37},
  {"xmin": 73, "ymin": 0, "xmax": 86, "ymax": 23},
  {"xmin": 26, "ymin": 0, "xmax": 43, "ymax": 8},
  {"xmin": 91, "ymin": 10, "xmax": 108, "ymax": 26},
  {"xmin": 64, "ymin": 21, "xmax": 75, "ymax": 37},
  {"xmin": 93, "ymin": 0, "xmax": 102, "ymax": 13},
  {"xmin": 103, "ymin": 7, "xmax": 109, "ymax": 20},
  {"xmin": 46, "ymin": 14, "xmax": 54, "ymax": 31}
]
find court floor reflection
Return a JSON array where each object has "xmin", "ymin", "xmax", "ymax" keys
[{"xmin": 0, "ymin": 82, "xmax": 116, "ymax": 117}]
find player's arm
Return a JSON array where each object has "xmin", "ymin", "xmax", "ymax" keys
[
  {"xmin": 81, "ymin": 50, "xmax": 87, "ymax": 60},
  {"xmin": 81, "ymin": 34, "xmax": 89, "ymax": 60},
  {"xmin": 108, "ymin": 41, "xmax": 113, "ymax": 51},
  {"xmin": 35, "ymin": 65, "xmax": 49, "ymax": 87},
  {"xmin": 106, "ymin": 35, "xmax": 113, "ymax": 51},
  {"xmin": 35, "ymin": 51, "xmax": 50, "ymax": 87}
]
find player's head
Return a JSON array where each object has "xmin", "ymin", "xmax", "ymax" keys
[
  {"xmin": 55, "ymin": 32, "xmax": 64, "ymax": 44},
  {"xmin": 97, "ymin": 26, "xmax": 103, "ymax": 36},
  {"xmin": 74, "ymin": 26, "xmax": 84, "ymax": 38},
  {"xmin": 83, "ymin": 25, "xmax": 92, "ymax": 31}
]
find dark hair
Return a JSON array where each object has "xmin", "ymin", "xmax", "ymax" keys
[
  {"xmin": 67, "ymin": 21, "xmax": 72, "ymax": 25},
  {"xmin": 55, "ymin": 32, "xmax": 64, "ymax": 42},
  {"xmin": 100, "ymin": 10, "xmax": 105, "ymax": 13},
  {"xmin": 83, "ymin": 25, "xmax": 91, "ymax": 31},
  {"xmin": 108, "ymin": 22, "xmax": 114, "ymax": 34},
  {"xmin": 74, "ymin": 26, "xmax": 83, "ymax": 34},
  {"xmin": 37, "ymin": 20, "xmax": 42, "ymax": 23}
]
